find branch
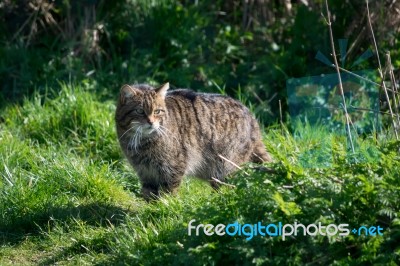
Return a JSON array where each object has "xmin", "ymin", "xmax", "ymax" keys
[
  {"xmin": 324, "ymin": 0, "xmax": 355, "ymax": 153},
  {"xmin": 366, "ymin": 0, "xmax": 399, "ymax": 139},
  {"xmin": 211, "ymin": 177, "xmax": 236, "ymax": 188}
]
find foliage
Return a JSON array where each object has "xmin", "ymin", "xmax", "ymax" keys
[
  {"xmin": 1, "ymin": 0, "xmax": 400, "ymax": 265},
  {"xmin": 1, "ymin": 0, "xmax": 399, "ymax": 122},
  {"xmin": 0, "ymin": 84, "xmax": 399, "ymax": 264}
]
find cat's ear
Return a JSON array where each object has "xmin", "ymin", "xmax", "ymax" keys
[
  {"xmin": 155, "ymin": 82, "xmax": 169, "ymax": 99},
  {"xmin": 120, "ymin": 84, "xmax": 138, "ymax": 104}
]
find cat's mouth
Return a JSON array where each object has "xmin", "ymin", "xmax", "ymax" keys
[
  {"xmin": 122, "ymin": 123, "xmax": 161, "ymax": 141},
  {"xmin": 139, "ymin": 124, "xmax": 160, "ymax": 136}
]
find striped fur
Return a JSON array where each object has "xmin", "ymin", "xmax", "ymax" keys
[{"xmin": 115, "ymin": 83, "xmax": 272, "ymax": 200}]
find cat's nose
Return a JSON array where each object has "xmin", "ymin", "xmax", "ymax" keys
[{"xmin": 147, "ymin": 116, "xmax": 155, "ymax": 125}]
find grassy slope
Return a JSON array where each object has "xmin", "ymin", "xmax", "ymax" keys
[{"xmin": 0, "ymin": 84, "xmax": 399, "ymax": 265}]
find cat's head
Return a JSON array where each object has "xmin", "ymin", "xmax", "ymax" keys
[{"xmin": 116, "ymin": 83, "xmax": 169, "ymax": 139}]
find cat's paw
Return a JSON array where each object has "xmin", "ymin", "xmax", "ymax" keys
[{"xmin": 141, "ymin": 186, "xmax": 160, "ymax": 202}]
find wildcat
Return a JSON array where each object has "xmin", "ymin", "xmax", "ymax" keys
[{"xmin": 115, "ymin": 82, "xmax": 271, "ymax": 200}]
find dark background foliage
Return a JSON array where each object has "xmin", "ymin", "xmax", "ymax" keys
[{"xmin": 1, "ymin": 0, "xmax": 400, "ymax": 121}]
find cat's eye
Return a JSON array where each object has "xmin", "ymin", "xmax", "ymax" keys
[
  {"xmin": 135, "ymin": 108, "xmax": 145, "ymax": 115},
  {"xmin": 154, "ymin": 109, "xmax": 164, "ymax": 114}
]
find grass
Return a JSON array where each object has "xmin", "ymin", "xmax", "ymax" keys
[{"xmin": 0, "ymin": 83, "xmax": 399, "ymax": 265}]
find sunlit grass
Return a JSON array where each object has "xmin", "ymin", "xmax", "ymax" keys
[{"xmin": 0, "ymin": 83, "xmax": 399, "ymax": 265}]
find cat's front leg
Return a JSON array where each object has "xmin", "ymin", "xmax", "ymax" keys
[
  {"xmin": 141, "ymin": 181, "xmax": 160, "ymax": 201},
  {"xmin": 140, "ymin": 170, "xmax": 184, "ymax": 201},
  {"xmin": 159, "ymin": 175, "xmax": 183, "ymax": 195}
]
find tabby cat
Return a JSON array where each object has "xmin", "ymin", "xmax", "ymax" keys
[{"xmin": 115, "ymin": 83, "xmax": 271, "ymax": 200}]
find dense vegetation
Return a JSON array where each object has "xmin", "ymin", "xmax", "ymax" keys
[
  {"xmin": 1, "ymin": 0, "xmax": 400, "ymax": 265},
  {"xmin": 0, "ymin": 84, "xmax": 399, "ymax": 265},
  {"xmin": 2, "ymin": 0, "xmax": 400, "ymax": 121}
]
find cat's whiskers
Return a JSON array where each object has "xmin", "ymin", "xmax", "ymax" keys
[
  {"xmin": 128, "ymin": 125, "xmax": 143, "ymax": 152},
  {"xmin": 133, "ymin": 127, "xmax": 140, "ymax": 151},
  {"xmin": 156, "ymin": 127, "xmax": 168, "ymax": 138},
  {"xmin": 138, "ymin": 126, "xmax": 143, "ymax": 150},
  {"xmin": 134, "ymin": 126, "xmax": 143, "ymax": 152},
  {"xmin": 128, "ymin": 131, "xmax": 135, "ymax": 150},
  {"xmin": 119, "ymin": 122, "xmax": 140, "ymax": 140}
]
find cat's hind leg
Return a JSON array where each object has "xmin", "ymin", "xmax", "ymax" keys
[
  {"xmin": 209, "ymin": 176, "xmax": 225, "ymax": 190},
  {"xmin": 251, "ymin": 141, "xmax": 272, "ymax": 163},
  {"xmin": 203, "ymin": 165, "xmax": 229, "ymax": 190}
]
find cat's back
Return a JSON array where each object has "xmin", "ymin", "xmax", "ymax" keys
[
  {"xmin": 165, "ymin": 89, "xmax": 252, "ymax": 119},
  {"xmin": 165, "ymin": 88, "xmax": 259, "ymax": 141},
  {"xmin": 166, "ymin": 89, "xmax": 240, "ymax": 104}
]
